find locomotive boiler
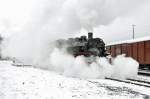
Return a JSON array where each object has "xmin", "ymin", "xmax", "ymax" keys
[
  {"xmin": 56, "ymin": 32, "xmax": 107, "ymax": 58},
  {"xmin": 66, "ymin": 32, "xmax": 107, "ymax": 57}
]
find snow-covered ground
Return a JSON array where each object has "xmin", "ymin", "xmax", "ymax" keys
[{"xmin": 0, "ymin": 61, "xmax": 150, "ymax": 99}]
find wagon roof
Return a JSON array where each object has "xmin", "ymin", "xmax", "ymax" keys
[{"xmin": 106, "ymin": 36, "xmax": 150, "ymax": 46}]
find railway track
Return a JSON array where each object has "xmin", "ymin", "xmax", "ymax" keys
[
  {"xmin": 88, "ymin": 78, "xmax": 150, "ymax": 98},
  {"xmin": 138, "ymin": 70, "xmax": 150, "ymax": 76},
  {"xmin": 106, "ymin": 77, "xmax": 150, "ymax": 88}
]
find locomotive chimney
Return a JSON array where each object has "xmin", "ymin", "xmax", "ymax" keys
[{"xmin": 88, "ymin": 32, "xmax": 93, "ymax": 40}]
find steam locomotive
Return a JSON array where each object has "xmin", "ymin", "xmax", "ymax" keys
[{"xmin": 56, "ymin": 32, "xmax": 107, "ymax": 58}]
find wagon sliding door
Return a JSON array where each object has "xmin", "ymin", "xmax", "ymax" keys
[
  {"xmin": 111, "ymin": 46, "xmax": 116, "ymax": 57},
  {"xmin": 138, "ymin": 42, "xmax": 145, "ymax": 64},
  {"xmin": 126, "ymin": 44, "xmax": 132, "ymax": 57},
  {"xmin": 132, "ymin": 43, "xmax": 138, "ymax": 61}
]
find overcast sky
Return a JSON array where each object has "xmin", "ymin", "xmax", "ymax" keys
[{"xmin": 0, "ymin": 0, "xmax": 150, "ymax": 43}]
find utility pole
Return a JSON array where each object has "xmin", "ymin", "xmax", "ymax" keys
[{"xmin": 132, "ymin": 24, "xmax": 136, "ymax": 39}]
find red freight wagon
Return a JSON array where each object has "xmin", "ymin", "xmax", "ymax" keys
[{"xmin": 106, "ymin": 36, "xmax": 150, "ymax": 69}]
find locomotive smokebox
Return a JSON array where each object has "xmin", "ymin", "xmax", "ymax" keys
[{"xmin": 88, "ymin": 32, "xmax": 93, "ymax": 40}]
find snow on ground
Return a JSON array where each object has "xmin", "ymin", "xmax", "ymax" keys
[
  {"xmin": 0, "ymin": 61, "xmax": 150, "ymax": 99},
  {"xmin": 134, "ymin": 75, "xmax": 150, "ymax": 83}
]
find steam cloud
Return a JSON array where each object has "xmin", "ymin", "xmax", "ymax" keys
[
  {"xmin": 1, "ymin": 0, "xmax": 142, "ymax": 79},
  {"xmin": 42, "ymin": 48, "xmax": 139, "ymax": 79}
]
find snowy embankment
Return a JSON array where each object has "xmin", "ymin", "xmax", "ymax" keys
[{"xmin": 0, "ymin": 61, "xmax": 150, "ymax": 99}]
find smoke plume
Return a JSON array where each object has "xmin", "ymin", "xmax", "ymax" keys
[
  {"xmin": 1, "ymin": 0, "xmax": 142, "ymax": 79},
  {"xmin": 2, "ymin": 0, "xmax": 146, "ymax": 64}
]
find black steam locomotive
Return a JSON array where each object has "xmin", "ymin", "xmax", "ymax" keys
[{"xmin": 56, "ymin": 32, "xmax": 107, "ymax": 57}]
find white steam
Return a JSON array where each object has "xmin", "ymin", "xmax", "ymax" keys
[
  {"xmin": 35, "ymin": 48, "xmax": 139, "ymax": 79},
  {"xmin": 2, "ymin": 0, "xmax": 145, "ymax": 66},
  {"xmin": 1, "ymin": 0, "xmax": 141, "ymax": 79},
  {"xmin": 112, "ymin": 55, "xmax": 139, "ymax": 79}
]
